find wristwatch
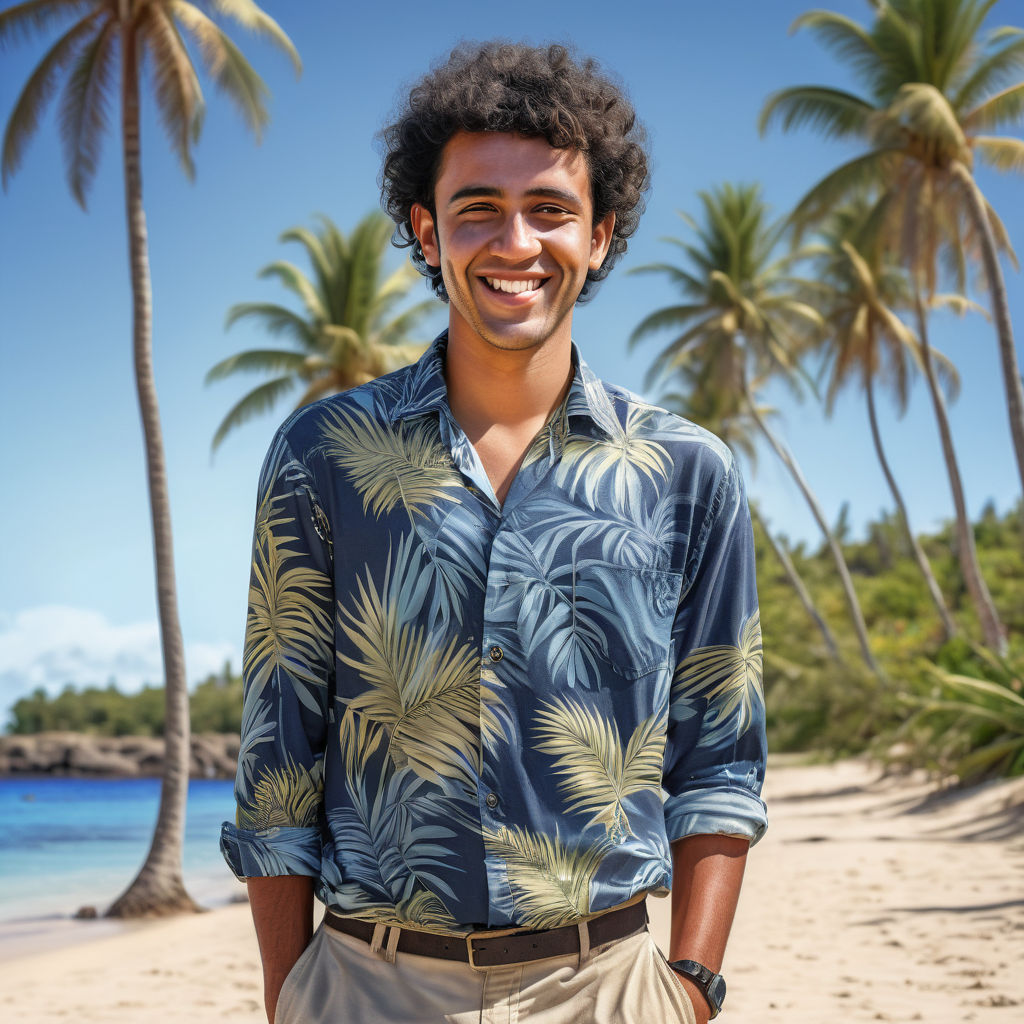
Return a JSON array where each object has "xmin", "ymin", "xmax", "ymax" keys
[{"xmin": 668, "ymin": 959, "xmax": 726, "ymax": 1019}]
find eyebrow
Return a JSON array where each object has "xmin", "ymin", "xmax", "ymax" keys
[{"xmin": 447, "ymin": 185, "xmax": 584, "ymax": 207}]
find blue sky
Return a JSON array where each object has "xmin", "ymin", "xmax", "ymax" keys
[{"xmin": 1, "ymin": 0, "xmax": 1021, "ymax": 712}]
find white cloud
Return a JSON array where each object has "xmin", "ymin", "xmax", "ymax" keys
[{"xmin": 0, "ymin": 606, "xmax": 240, "ymax": 709}]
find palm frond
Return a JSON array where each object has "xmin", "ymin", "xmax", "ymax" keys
[
  {"xmin": 205, "ymin": 347, "xmax": 309, "ymax": 383},
  {"xmin": 211, "ymin": 374, "xmax": 297, "ymax": 451},
  {"xmin": 171, "ymin": 1, "xmax": 270, "ymax": 139},
  {"xmin": 0, "ymin": 0, "xmax": 91, "ymax": 47},
  {"xmin": 955, "ymin": 35, "xmax": 1024, "ymax": 114},
  {"xmin": 57, "ymin": 16, "xmax": 116, "ymax": 206},
  {"xmin": 789, "ymin": 149, "xmax": 895, "ymax": 229},
  {"xmin": 258, "ymin": 260, "xmax": 327, "ymax": 322},
  {"xmin": 628, "ymin": 304, "xmax": 710, "ymax": 349},
  {"xmin": 759, "ymin": 85, "xmax": 874, "ymax": 138},
  {"xmin": 224, "ymin": 301, "xmax": 318, "ymax": 348},
  {"xmin": 139, "ymin": 3, "xmax": 203, "ymax": 178},
  {"xmin": 973, "ymin": 135, "xmax": 1024, "ymax": 174},
  {"xmin": 789, "ymin": 10, "xmax": 880, "ymax": 84},
  {"xmin": 209, "ymin": 0, "xmax": 301, "ymax": 73},
  {"xmin": 1, "ymin": 8, "xmax": 100, "ymax": 188}
]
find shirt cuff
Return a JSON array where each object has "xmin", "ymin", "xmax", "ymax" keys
[
  {"xmin": 220, "ymin": 822, "xmax": 322, "ymax": 880},
  {"xmin": 663, "ymin": 784, "xmax": 768, "ymax": 846}
]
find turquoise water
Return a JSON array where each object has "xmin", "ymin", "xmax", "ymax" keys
[{"xmin": 0, "ymin": 777, "xmax": 243, "ymax": 923}]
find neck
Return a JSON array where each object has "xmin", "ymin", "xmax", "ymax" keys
[{"xmin": 444, "ymin": 327, "xmax": 573, "ymax": 440}]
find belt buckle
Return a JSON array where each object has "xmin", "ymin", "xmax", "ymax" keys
[{"xmin": 465, "ymin": 932, "xmax": 487, "ymax": 971}]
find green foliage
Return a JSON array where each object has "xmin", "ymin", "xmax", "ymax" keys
[
  {"xmin": 759, "ymin": 499, "xmax": 1024, "ymax": 779},
  {"xmin": 6, "ymin": 663, "xmax": 243, "ymax": 736},
  {"xmin": 897, "ymin": 648, "xmax": 1024, "ymax": 782}
]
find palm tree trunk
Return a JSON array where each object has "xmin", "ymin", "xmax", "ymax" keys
[
  {"xmin": 865, "ymin": 375, "xmax": 957, "ymax": 641},
  {"xmin": 742, "ymin": 382, "xmax": 881, "ymax": 677},
  {"xmin": 913, "ymin": 290, "xmax": 1006, "ymax": 656},
  {"xmin": 750, "ymin": 507, "xmax": 842, "ymax": 662},
  {"xmin": 949, "ymin": 160, "xmax": 1024, "ymax": 497},
  {"xmin": 106, "ymin": 18, "xmax": 198, "ymax": 918}
]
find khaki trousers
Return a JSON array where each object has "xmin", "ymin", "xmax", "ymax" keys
[{"xmin": 275, "ymin": 921, "xmax": 696, "ymax": 1024}]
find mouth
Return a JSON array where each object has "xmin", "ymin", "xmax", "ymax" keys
[{"xmin": 480, "ymin": 275, "xmax": 549, "ymax": 298}]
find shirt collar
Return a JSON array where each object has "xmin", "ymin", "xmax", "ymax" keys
[{"xmin": 386, "ymin": 330, "xmax": 618, "ymax": 438}]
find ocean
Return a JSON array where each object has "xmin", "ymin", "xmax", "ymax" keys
[{"xmin": 0, "ymin": 777, "xmax": 243, "ymax": 927}]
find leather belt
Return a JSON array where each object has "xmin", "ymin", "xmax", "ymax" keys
[{"xmin": 323, "ymin": 900, "xmax": 648, "ymax": 969}]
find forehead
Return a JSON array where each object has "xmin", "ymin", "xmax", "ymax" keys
[{"xmin": 433, "ymin": 131, "xmax": 591, "ymax": 201}]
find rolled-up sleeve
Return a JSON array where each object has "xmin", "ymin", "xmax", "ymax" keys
[
  {"xmin": 220, "ymin": 426, "xmax": 334, "ymax": 879},
  {"xmin": 662, "ymin": 454, "xmax": 767, "ymax": 846}
]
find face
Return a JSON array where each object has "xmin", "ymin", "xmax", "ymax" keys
[{"xmin": 410, "ymin": 132, "xmax": 615, "ymax": 355}]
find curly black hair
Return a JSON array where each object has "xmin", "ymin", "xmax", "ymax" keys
[{"xmin": 379, "ymin": 41, "xmax": 650, "ymax": 303}]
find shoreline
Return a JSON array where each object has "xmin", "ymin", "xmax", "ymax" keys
[{"xmin": 0, "ymin": 757, "xmax": 1021, "ymax": 1023}]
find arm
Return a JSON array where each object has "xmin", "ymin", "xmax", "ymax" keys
[
  {"xmin": 661, "ymin": 453, "xmax": 767, "ymax": 1020},
  {"xmin": 248, "ymin": 875, "xmax": 315, "ymax": 1024},
  {"xmin": 218, "ymin": 427, "xmax": 334, "ymax": 1020},
  {"xmin": 668, "ymin": 834, "xmax": 750, "ymax": 1024}
]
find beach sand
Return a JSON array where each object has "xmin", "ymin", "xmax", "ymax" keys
[{"xmin": 1, "ymin": 756, "xmax": 1021, "ymax": 1023}]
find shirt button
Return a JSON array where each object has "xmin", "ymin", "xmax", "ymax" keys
[
  {"xmin": 488, "ymin": 646, "xmax": 503, "ymax": 663},
  {"xmin": 485, "ymin": 792, "xmax": 499, "ymax": 809}
]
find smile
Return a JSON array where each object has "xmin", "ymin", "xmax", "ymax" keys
[{"xmin": 483, "ymin": 277, "xmax": 545, "ymax": 295}]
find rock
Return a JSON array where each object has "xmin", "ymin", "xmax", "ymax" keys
[
  {"xmin": 0, "ymin": 732, "xmax": 240, "ymax": 779},
  {"xmin": 73, "ymin": 905, "xmax": 98, "ymax": 919}
]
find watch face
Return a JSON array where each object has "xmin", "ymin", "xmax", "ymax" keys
[{"xmin": 708, "ymin": 974, "xmax": 727, "ymax": 1010}]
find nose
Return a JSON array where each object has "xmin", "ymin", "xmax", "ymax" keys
[{"xmin": 488, "ymin": 213, "xmax": 542, "ymax": 261}]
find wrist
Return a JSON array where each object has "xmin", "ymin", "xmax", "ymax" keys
[
  {"xmin": 674, "ymin": 972, "xmax": 712, "ymax": 1023},
  {"xmin": 668, "ymin": 959, "xmax": 725, "ymax": 1020}
]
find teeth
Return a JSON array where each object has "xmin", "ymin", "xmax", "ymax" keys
[{"xmin": 485, "ymin": 277, "xmax": 541, "ymax": 294}]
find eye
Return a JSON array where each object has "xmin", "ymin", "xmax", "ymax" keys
[{"xmin": 459, "ymin": 202, "xmax": 498, "ymax": 215}]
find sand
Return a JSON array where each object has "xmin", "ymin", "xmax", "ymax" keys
[{"xmin": 1, "ymin": 756, "xmax": 1021, "ymax": 1023}]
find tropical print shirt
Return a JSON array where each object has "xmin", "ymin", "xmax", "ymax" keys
[{"xmin": 220, "ymin": 332, "xmax": 767, "ymax": 934}]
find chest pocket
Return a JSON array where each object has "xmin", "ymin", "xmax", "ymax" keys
[{"xmin": 572, "ymin": 560, "xmax": 682, "ymax": 679}]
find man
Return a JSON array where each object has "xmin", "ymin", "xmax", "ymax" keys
[{"xmin": 221, "ymin": 41, "xmax": 766, "ymax": 1024}]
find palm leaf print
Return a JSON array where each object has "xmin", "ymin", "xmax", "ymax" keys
[
  {"xmin": 331, "ymin": 710, "xmax": 461, "ymax": 904},
  {"xmin": 337, "ymin": 534, "xmax": 481, "ymax": 790},
  {"xmin": 534, "ymin": 698, "xmax": 664, "ymax": 842},
  {"xmin": 672, "ymin": 610, "xmax": 763, "ymax": 746},
  {"xmin": 555, "ymin": 406, "xmax": 672, "ymax": 512},
  {"xmin": 482, "ymin": 825, "xmax": 607, "ymax": 930},
  {"xmin": 236, "ymin": 757, "xmax": 323, "ymax": 830},
  {"xmin": 236, "ymin": 691, "xmax": 276, "ymax": 797},
  {"xmin": 243, "ymin": 470, "xmax": 333, "ymax": 706},
  {"xmin": 317, "ymin": 403, "xmax": 462, "ymax": 519}
]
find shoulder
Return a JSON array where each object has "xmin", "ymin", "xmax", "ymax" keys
[
  {"xmin": 272, "ymin": 363, "xmax": 416, "ymax": 461},
  {"xmin": 597, "ymin": 379, "xmax": 736, "ymax": 479}
]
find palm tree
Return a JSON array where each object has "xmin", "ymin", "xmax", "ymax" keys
[
  {"xmin": 207, "ymin": 211, "xmax": 437, "ymax": 449},
  {"xmin": 630, "ymin": 183, "xmax": 881, "ymax": 675},
  {"xmin": 811, "ymin": 198, "xmax": 963, "ymax": 642},
  {"xmin": 1, "ymin": 0, "xmax": 300, "ymax": 917},
  {"xmin": 759, "ymin": 0, "xmax": 1024, "ymax": 511},
  {"xmin": 660, "ymin": 374, "xmax": 843, "ymax": 663}
]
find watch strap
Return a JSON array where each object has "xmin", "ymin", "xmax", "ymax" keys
[{"xmin": 668, "ymin": 959, "xmax": 725, "ymax": 1019}]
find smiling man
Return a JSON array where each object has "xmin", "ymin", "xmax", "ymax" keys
[{"xmin": 222, "ymin": 42, "xmax": 767, "ymax": 1024}]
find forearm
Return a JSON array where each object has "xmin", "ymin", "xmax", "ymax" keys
[
  {"xmin": 247, "ymin": 874, "xmax": 315, "ymax": 1024},
  {"xmin": 669, "ymin": 833, "xmax": 750, "ymax": 1020}
]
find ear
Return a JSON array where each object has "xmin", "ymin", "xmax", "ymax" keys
[
  {"xmin": 411, "ymin": 203, "xmax": 440, "ymax": 268},
  {"xmin": 589, "ymin": 212, "xmax": 616, "ymax": 272}
]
